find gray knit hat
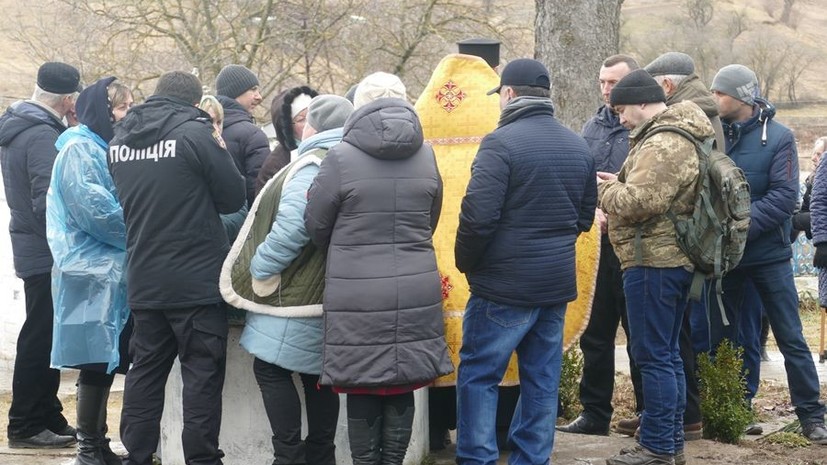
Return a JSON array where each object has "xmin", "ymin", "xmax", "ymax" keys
[
  {"xmin": 307, "ymin": 95, "xmax": 354, "ymax": 132},
  {"xmin": 610, "ymin": 69, "xmax": 666, "ymax": 106},
  {"xmin": 644, "ymin": 52, "xmax": 695, "ymax": 77},
  {"xmin": 216, "ymin": 64, "xmax": 260, "ymax": 99},
  {"xmin": 711, "ymin": 64, "xmax": 759, "ymax": 106}
]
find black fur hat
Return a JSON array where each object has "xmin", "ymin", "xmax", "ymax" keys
[{"xmin": 271, "ymin": 86, "xmax": 319, "ymax": 152}]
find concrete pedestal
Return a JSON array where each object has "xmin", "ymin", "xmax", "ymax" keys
[{"xmin": 159, "ymin": 326, "xmax": 430, "ymax": 465}]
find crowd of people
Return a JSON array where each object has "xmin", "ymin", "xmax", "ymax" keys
[{"xmin": 0, "ymin": 38, "xmax": 826, "ymax": 465}]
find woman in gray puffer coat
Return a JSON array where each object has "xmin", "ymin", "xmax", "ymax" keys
[{"xmin": 305, "ymin": 97, "xmax": 453, "ymax": 465}]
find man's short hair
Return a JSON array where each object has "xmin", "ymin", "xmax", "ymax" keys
[
  {"xmin": 154, "ymin": 71, "xmax": 203, "ymax": 105},
  {"xmin": 602, "ymin": 54, "xmax": 640, "ymax": 71},
  {"xmin": 509, "ymin": 85, "xmax": 550, "ymax": 98},
  {"xmin": 32, "ymin": 86, "xmax": 76, "ymax": 107},
  {"xmin": 653, "ymin": 74, "xmax": 689, "ymax": 87}
]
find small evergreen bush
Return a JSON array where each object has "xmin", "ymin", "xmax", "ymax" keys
[
  {"xmin": 558, "ymin": 346, "xmax": 584, "ymax": 421},
  {"xmin": 697, "ymin": 339, "xmax": 753, "ymax": 444}
]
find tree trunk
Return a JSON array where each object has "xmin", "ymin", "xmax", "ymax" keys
[
  {"xmin": 535, "ymin": 0, "xmax": 623, "ymax": 131},
  {"xmin": 780, "ymin": 0, "xmax": 795, "ymax": 26}
]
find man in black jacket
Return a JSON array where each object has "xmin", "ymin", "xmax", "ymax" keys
[
  {"xmin": 455, "ymin": 58, "xmax": 596, "ymax": 465},
  {"xmin": 215, "ymin": 64, "xmax": 271, "ymax": 206},
  {"xmin": 558, "ymin": 54, "xmax": 642, "ymax": 437},
  {"xmin": 109, "ymin": 71, "xmax": 246, "ymax": 465},
  {"xmin": 0, "ymin": 62, "xmax": 81, "ymax": 449}
]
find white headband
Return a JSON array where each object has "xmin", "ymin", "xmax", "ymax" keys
[{"xmin": 291, "ymin": 94, "xmax": 313, "ymax": 119}]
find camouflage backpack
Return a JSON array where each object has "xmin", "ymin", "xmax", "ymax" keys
[{"xmin": 643, "ymin": 126, "xmax": 751, "ymax": 314}]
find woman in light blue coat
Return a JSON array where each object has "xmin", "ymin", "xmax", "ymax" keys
[
  {"xmin": 47, "ymin": 77, "xmax": 133, "ymax": 465},
  {"xmin": 240, "ymin": 95, "xmax": 353, "ymax": 465}
]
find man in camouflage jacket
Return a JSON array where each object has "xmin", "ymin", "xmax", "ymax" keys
[{"xmin": 598, "ymin": 69, "xmax": 712, "ymax": 465}]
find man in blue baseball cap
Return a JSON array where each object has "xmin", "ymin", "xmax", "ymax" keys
[{"xmin": 455, "ymin": 58, "xmax": 597, "ymax": 465}]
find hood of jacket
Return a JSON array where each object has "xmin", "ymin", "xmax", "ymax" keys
[
  {"xmin": 342, "ymin": 97, "xmax": 424, "ymax": 161},
  {"xmin": 0, "ymin": 101, "xmax": 65, "ymax": 146},
  {"xmin": 55, "ymin": 124, "xmax": 107, "ymax": 153},
  {"xmin": 669, "ymin": 73, "xmax": 719, "ymax": 119},
  {"xmin": 271, "ymin": 86, "xmax": 318, "ymax": 152},
  {"xmin": 113, "ymin": 95, "xmax": 211, "ymax": 149},
  {"xmin": 722, "ymin": 97, "xmax": 777, "ymax": 146},
  {"xmin": 630, "ymin": 100, "xmax": 715, "ymax": 145},
  {"xmin": 217, "ymin": 95, "xmax": 254, "ymax": 128},
  {"xmin": 498, "ymin": 96, "xmax": 555, "ymax": 128},
  {"xmin": 75, "ymin": 76, "xmax": 118, "ymax": 143}
]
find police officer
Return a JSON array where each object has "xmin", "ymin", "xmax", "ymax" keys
[{"xmin": 108, "ymin": 71, "xmax": 245, "ymax": 465}]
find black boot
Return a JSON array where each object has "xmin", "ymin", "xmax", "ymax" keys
[
  {"xmin": 98, "ymin": 424, "xmax": 121, "ymax": 465},
  {"xmin": 348, "ymin": 417, "xmax": 382, "ymax": 465},
  {"xmin": 271, "ymin": 436, "xmax": 306, "ymax": 465},
  {"xmin": 75, "ymin": 384, "xmax": 110, "ymax": 465},
  {"xmin": 91, "ymin": 384, "xmax": 122, "ymax": 465},
  {"xmin": 381, "ymin": 404, "xmax": 414, "ymax": 465}
]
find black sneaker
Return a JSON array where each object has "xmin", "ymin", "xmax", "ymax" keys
[
  {"xmin": 556, "ymin": 415, "xmax": 610, "ymax": 436},
  {"xmin": 8, "ymin": 429, "xmax": 77, "ymax": 449}
]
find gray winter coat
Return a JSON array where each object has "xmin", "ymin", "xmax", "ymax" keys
[{"xmin": 304, "ymin": 98, "xmax": 453, "ymax": 387}]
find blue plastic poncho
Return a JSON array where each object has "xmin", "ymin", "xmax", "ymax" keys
[{"xmin": 47, "ymin": 124, "xmax": 129, "ymax": 373}]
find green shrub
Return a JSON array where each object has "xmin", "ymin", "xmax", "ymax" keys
[
  {"xmin": 697, "ymin": 339, "xmax": 753, "ymax": 444},
  {"xmin": 558, "ymin": 346, "xmax": 583, "ymax": 421}
]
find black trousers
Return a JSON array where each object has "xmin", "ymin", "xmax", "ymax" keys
[
  {"xmin": 8, "ymin": 272, "xmax": 67, "ymax": 439},
  {"xmin": 679, "ymin": 304, "xmax": 701, "ymax": 425},
  {"xmin": 578, "ymin": 240, "xmax": 643, "ymax": 425},
  {"xmin": 253, "ymin": 358, "xmax": 339, "ymax": 465},
  {"xmin": 121, "ymin": 304, "xmax": 228, "ymax": 465}
]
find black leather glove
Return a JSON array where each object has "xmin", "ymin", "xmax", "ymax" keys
[{"xmin": 814, "ymin": 244, "xmax": 827, "ymax": 269}]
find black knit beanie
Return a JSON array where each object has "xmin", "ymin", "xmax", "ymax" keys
[
  {"xmin": 216, "ymin": 65, "xmax": 259, "ymax": 99},
  {"xmin": 610, "ymin": 69, "xmax": 666, "ymax": 106}
]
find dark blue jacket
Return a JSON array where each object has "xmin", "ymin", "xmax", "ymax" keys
[
  {"xmin": 811, "ymin": 152, "xmax": 827, "ymax": 245},
  {"xmin": 723, "ymin": 98, "xmax": 798, "ymax": 267},
  {"xmin": 0, "ymin": 101, "xmax": 67, "ymax": 278},
  {"xmin": 217, "ymin": 96, "xmax": 270, "ymax": 206},
  {"xmin": 455, "ymin": 98, "xmax": 597, "ymax": 307},
  {"xmin": 581, "ymin": 105, "xmax": 629, "ymax": 173}
]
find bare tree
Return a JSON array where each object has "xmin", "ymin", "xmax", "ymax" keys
[
  {"xmin": 684, "ymin": 0, "xmax": 714, "ymax": 29},
  {"xmin": 6, "ymin": 0, "xmax": 524, "ymax": 106},
  {"xmin": 535, "ymin": 0, "xmax": 623, "ymax": 131},
  {"xmin": 780, "ymin": 0, "xmax": 796, "ymax": 25},
  {"xmin": 744, "ymin": 33, "xmax": 795, "ymax": 101},
  {"xmin": 782, "ymin": 49, "xmax": 810, "ymax": 103}
]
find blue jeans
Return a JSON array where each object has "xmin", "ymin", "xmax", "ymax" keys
[
  {"xmin": 624, "ymin": 267, "xmax": 692, "ymax": 455},
  {"xmin": 720, "ymin": 260, "xmax": 826, "ymax": 424},
  {"xmin": 456, "ymin": 294, "xmax": 566, "ymax": 465}
]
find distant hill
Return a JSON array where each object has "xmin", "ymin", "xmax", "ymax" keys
[
  {"xmin": 623, "ymin": 0, "xmax": 827, "ymax": 164},
  {"xmin": 1, "ymin": 0, "xmax": 824, "ymax": 160}
]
